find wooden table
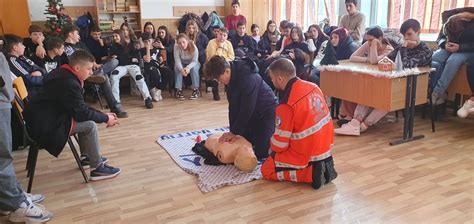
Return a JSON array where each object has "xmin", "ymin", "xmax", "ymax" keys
[{"xmin": 320, "ymin": 61, "xmax": 433, "ymax": 145}]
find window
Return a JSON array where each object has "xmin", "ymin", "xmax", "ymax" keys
[
  {"xmin": 270, "ymin": 0, "xmax": 340, "ymax": 29},
  {"xmin": 270, "ymin": 0, "xmax": 473, "ymax": 34}
]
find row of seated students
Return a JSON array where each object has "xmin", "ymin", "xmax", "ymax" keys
[{"xmin": 2, "ymin": 5, "xmax": 473, "ymax": 123}]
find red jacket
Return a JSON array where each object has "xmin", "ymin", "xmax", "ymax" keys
[{"xmin": 271, "ymin": 78, "xmax": 334, "ymax": 169}]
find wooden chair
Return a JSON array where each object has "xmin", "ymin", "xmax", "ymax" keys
[{"xmin": 11, "ymin": 77, "xmax": 89, "ymax": 193}]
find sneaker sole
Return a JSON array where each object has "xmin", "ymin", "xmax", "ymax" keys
[
  {"xmin": 90, "ymin": 169, "xmax": 121, "ymax": 181},
  {"xmin": 8, "ymin": 213, "xmax": 53, "ymax": 223}
]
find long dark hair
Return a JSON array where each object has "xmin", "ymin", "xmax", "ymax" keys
[
  {"xmin": 263, "ymin": 20, "xmax": 280, "ymax": 42},
  {"xmin": 120, "ymin": 22, "xmax": 137, "ymax": 42},
  {"xmin": 366, "ymin": 26, "xmax": 390, "ymax": 46},
  {"xmin": 143, "ymin": 22, "xmax": 156, "ymax": 39},
  {"xmin": 112, "ymin": 29, "xmax": 129, "ymax": 52},
  {"xmin": 290, "ymin": 26, "xmax": 305, "ymax": 44},
  {"xmin": 308, "ymin": 24, "xmax": 329, "ymax": 42},
  {"xmin": 157, "ymin": 25, "xmax": 174, "ymax": 45}
]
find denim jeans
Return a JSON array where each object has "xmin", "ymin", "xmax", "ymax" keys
[
  {"xmin": 0, "ymin": 108, "xmax": 26, "ymax": 211},
  {"xmin": 431, "ymin": 49, "xmax": 474, "ymax": 94},
  {"xmin": 174, "ymin": 63, "xmax": 200, "ymax": 90}
]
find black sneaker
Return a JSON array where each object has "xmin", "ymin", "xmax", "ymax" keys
[
  {"xmin": 90, "ymin": 163, "xmax": 121, "ymax": 181},
  {"xmin": 212, "ymin": 87, "xmax": 220, "ymax": 101},
  {"xmin": 114, "ymin": 110, "xmax": 128, "ymax": 118},
  {"xmin": 311, "ymin": 161, "xmax": 326, "ymax": 190},
  {"xmin": 81, "ymin": 156, "xmax": 109, "ymax": 170},
  {"xmin": 176, "ymin": 89, "xmax": 185, "ymax": 100},
  {"xmin": 189, "ymin": 89, "xmax": 199, "ymax": 100},
  {"xmin": 145, "ymin": 97, "xmax": 153, "ymax": 109},
  {"xmin": 323, "ymin": 156, "xmax": 338, "ymax": 183}
]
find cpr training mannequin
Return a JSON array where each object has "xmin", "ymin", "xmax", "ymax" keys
[{"xmin": 192, "ymin": 133, "xmax": 258, "ymax": 172}]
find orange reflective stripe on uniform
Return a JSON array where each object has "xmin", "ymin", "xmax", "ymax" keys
[{"xmin": 290, "ymin": 112, "xmax": 332, "ymax": 140}]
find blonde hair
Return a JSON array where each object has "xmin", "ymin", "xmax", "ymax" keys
[
  {"xmin": 185, "ymin": 20, "xmax": 200, "ymax": 43},
  {"xmin": 176, "ymin": 33, "xmax": 196, "ymax": 55}
]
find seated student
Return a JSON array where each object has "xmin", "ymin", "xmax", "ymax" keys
[
  {"xmin": 211, "ymin": 25, "xmax": 221, "ymax": 39},
  {"xmin": 120, "ymin": 22, "xmax": 138, "ymax": 45},
  {"xmin": 275, "ymin": 20, "xmax": 292, "ymax": 52},
  {"xmin": 84, "ymin": 26, "xmax": 108, "ymax": 64},
  {"xmin": 206, "ymin": 27, "xmax": 235, "ymax": 101},
  {"xmin": 349, "ymin": 26, "xmax": 394, "ymax": 64},
  {"xmin": 174, "ymin": 34, "xmax": 200, "ymax": 100},
  {"xmin": 34, "ymin": 37, "xmax": 65, "ymax": 73},
  {"xmin": 387, "ymin": 19, "xmax": 432, "ymax": 68},
  {"xmin": 431, "ymin": 10, "xmax": 474, "ymax": 105},
  {"xmin": 273, "ymin": 26, "xmax": 310, "ymax": 57},
  {"xmin": 156, "ymin": 25, "xmax": 176, "ymax": 68},
  {"xmin": 225, "ymin": 0, "xmax": 247, "ymax": 36},
  {"xmin": 230, "ymin": 21, "xmax": 257, "ymax": 58},
  {"xmin": 23, "ymin": 25, "xmax": 46, "ymax": 63},
  {"xmin": 306, "ymin": 24, "xmax": 329, "ymax": 56},
  {"xmin": 140, "ymin": 32, "xmax": 172, "ymax": 102},
  {"xmin": 288, "ymin": 48, "xmax": 310, "ymax": 80},
  {"xmin": 185, "ymin": 20, "xmax": 209, "ymax": 68},
  {"xmin": 61, "ymin": 25, "xmax": 128, "ymax": 118},
  {"xmin": 4, "ymin": 34, "xmax": 47, "ymax": 92},
  {"xmin": 257, "ymin": 20, "xmax": 280, "ymax": 58},
  {"xmin": 109, "ymin": 29, "xmax": 153, "ymax": 109},
  {"xmin": 309, "ymin": 28, "xmax": 359, "ymax": 86},
  {"xmin": 23, "ymin": 50, "xmax": 121, "ymax": 181},
  {"xmin": 250, "ymin": 24, "xmax": 260, "ymax": 44},
  {"xmin": 339, "ymin": 0, "xmax": 366, "ymax": 44},
  {"xmin": 204, "ymin": 56, "xmax": 277, "ymax": 160},
  {"xmin": 457, "ymin": 62, "xmax": 474, "ymax": 118},
  {"xmin": 261, "ymin": 58, "xmax": 337, "ymax": 189},
  {"xmin": 0, "ymin": 51, "xmax": 53, "ymax": 223}
]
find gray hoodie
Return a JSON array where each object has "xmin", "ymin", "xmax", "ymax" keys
[{"xmin": 0, "ymin": 52, "xmax": 14, "ymax": 109}]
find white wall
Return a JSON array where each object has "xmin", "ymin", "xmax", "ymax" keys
[
  {"xmin": 28, "ymin": 0, "xmax": 95, "ymax": 21},
  {"xmin": 140, "ymin": 0, "xmax": 224, "ymax": 19}
]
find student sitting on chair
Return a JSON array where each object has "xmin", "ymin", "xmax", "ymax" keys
[
  {"xmin": 23, "ymin": 50, "xmax": 121, "ymax": 181},
  {"xmin": 4, "ymin": 34, "xmax": 47, "ymax": 94},
  {"xmin": 206, "ymin": 27, "xmax": 235, "ymax": 101},
  {"xmin": 257, "ymin": 20, "xmax": 280, "ymax": 58},
  {"xmin": 34, "ymin": 37, "xmax": 65, "ymax": 73},
  {"xmin": 140, "ymin": 32, "xmax": 172, "ymax": 102},
  {"xmin": 156, "ymin": 25, "xmax": 176, "ymax": 68},
  {"xmin": 349, "ymin": 26, "xmax": 394, "ymax": 64},
  {"xmin": 109, "ymin": 29, "xmax": 154, "ymax": 109},
  {"xmin": 23, "ymin": 25, "xmax": 46, "ymax": 63},
  {"xmin": 84, "ymin": 26, "xmax": 109, "ymax": 65},
  {"xmin": 230, "ymin": 22, "xmax": 257, "ymax": 58},
  {"xmin": 174, "ymin": 34, "xmax": 201, "ymax": 100}
]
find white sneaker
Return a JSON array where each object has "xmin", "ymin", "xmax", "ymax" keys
[
  {"xmin": 334, "ymin": 119, "xmax": 361, "ymax": 136},
  {"xmin": 156, "ymin": 89, "xmax": 163, "ymax": 101},
  {"xmin": 24, "ymin": 192, "xmax": 46, "ymax": 204},
  {"xmin": 150, "ymin": 88, "xmax": 158, "ymax": 102},
  {"xmin": 8, "ymin": 197, "xmax": 53, "ymax": 223},
  {"xmin": 457, "ymin": 99, "xmax": 474, "ymax": 118}
]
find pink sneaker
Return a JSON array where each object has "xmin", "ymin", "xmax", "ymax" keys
[{"xmin": 334, "ymin": 120, "xmax": 360, "ymax": 136}]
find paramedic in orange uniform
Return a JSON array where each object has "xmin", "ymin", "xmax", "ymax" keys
[{"xmin": 261, "ymin": 58, "xmax": 337, "ymax": 189}]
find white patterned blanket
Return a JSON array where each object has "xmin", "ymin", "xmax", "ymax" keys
[{"xmin": 156, "ymin": 127, "xmax": 262, "ymax": 193}]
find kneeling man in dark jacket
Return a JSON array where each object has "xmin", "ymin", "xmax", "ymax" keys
[
  {"xmin": 24, "ymin": 50, "xmax": 121, "ymax": 181},
  {"xmin": 204, "ymin": 56, "xmax": 277, "ymax": 160}
]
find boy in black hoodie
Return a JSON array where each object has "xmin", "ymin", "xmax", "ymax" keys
[
  {"xmin": 230, "ymin": 22, "xmax": 257, "ymax": 58},
  {"xmin": 204, "ymin": 55, "xmax": 277, "ymax": 160}
]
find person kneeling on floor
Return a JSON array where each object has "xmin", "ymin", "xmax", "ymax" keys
[
  {"xmin": 24, "ymin": 50, "xmax": 121, "ymax": 181},
  {"xmin": 261, "ymin": 58, "xmax": 337, "ymax": 189}
]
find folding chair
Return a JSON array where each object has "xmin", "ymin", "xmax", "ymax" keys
[{"xmin": 12, "ymin": 77, "xmax": 89, "ymax": 193}]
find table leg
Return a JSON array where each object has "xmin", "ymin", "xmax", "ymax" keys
[{"xmin": 390, "ymin": 75, "xmax": 425, "ymax": 146}]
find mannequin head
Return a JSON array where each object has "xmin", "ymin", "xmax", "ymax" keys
[{"xmin": 204, "ymin": 134, "xmax": 257, "ymax": 172}]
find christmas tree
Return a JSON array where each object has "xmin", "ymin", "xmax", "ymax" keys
[{"xmin": 44, "ymin": 0, "xmax": 72, "ymax": 36}]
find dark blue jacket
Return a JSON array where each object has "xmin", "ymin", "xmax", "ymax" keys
[
  {"xmin": 85, "ymin": 38, "xmax": 108, "ymax": 64},
  {"xmin": 226, "ymin": 58, "xmax": 277, "ymax": 136},
  {"xmin": 335, "ymin": 36, "xmax": 358, "ymax": 61},
  {"xmin": 7, "ymin": 54, "xmax": 46, "ymax": 88}
]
